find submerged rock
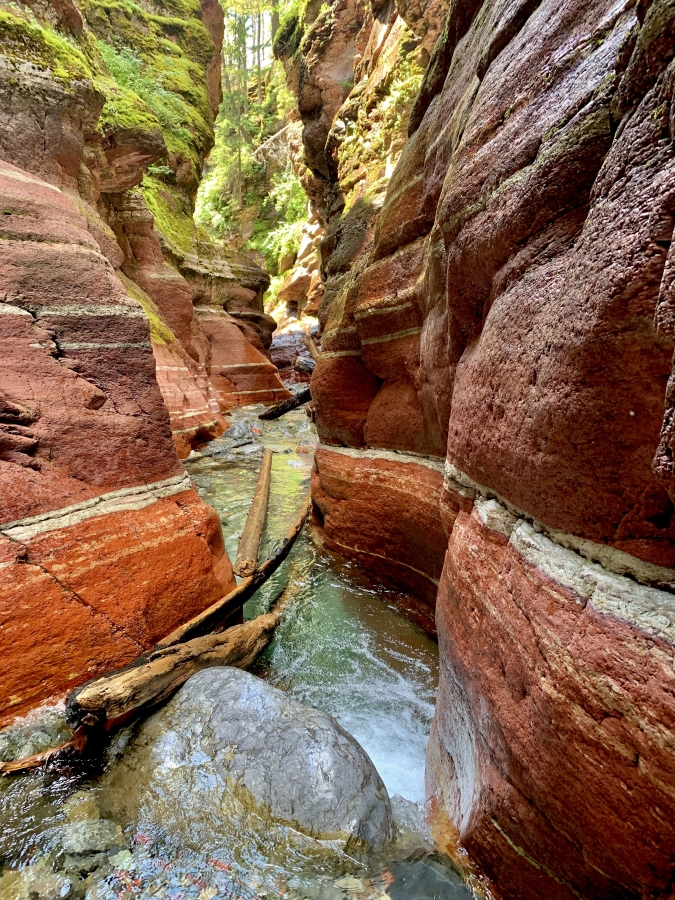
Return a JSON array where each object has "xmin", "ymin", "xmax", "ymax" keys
[
  {"xmin": 0, "ymin": 861, "xmax": 72, "ymax": 900},
  {"xmin": 105, "ymin": 668, "xmax": 393, "ymax": 850},
  {"xmin": 60, "ymin": 820, "xmax": 126, "ymax": 856}
]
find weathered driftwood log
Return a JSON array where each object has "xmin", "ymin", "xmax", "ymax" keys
[
  {"xmin": 156, "ymin": 493, "xmax": 312, "ymax": 648},
  {"xmin": 65, "ymin": 608, "xmax": 285, "ymax": 732},
  {"xmin": 233, "ymin": 448, "xmax": 273, "ymax": 577},
  {"xmin": 258, "ymin": 386, "xmax": 311, "ymax": 421},
  {"xmin": 0, "ymin": 495, "xmax": 312, "ymax": 774},
  {"xmin": 305, "ymin": 334, "xmax": 320, "ymax": 360}
]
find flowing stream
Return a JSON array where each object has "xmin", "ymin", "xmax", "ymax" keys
[{"xmin": 0, "ymin": 407, "xmax": 472, "ymax": 900}]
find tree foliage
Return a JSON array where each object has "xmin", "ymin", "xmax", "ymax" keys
[{"xmin": 195, "ymin": 0, "xmax": 307, "ymax": 273}]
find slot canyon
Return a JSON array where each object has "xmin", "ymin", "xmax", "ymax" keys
[{"xmin": 1, "ymin": 0, "xmax": 674, "ymax": 898}]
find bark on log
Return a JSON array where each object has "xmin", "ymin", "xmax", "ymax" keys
[
  {"xmin": 65, "ymin": 610, "xmax": 284, "ymax": 732},
  {"xmin": 258, "ymin": 387, "xmax": 311, "ymax": 420},
  {"xmin": 305, "ymin": 335, "xmax": 320, "ymax": 360},
  {"xmin": 155, "ymin": 493, "xmax": 312, "ymax": 648},
  {"xmin": 234, "ymin": 448, "xmax": 273, "ymax": 577}
]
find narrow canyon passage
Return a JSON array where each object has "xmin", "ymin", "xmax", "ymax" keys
[
  {"xmin": 1, "ymin": 0, "xmax": 675, "ymax": 897},
  {"xmin": 0, "ymin": 408, "xmax": 471, "ymax": 900}
]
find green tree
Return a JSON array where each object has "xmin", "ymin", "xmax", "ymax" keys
[{"xmin": 195, "ymin": 0, "xmax": 306, "ymax": 273}]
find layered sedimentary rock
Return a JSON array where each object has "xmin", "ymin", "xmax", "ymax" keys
[
  {"xmin": 277, "ymin": 212, "xmax": 326, "ymax": 315},
  {"xmin": 312, "ymin": 446, "xmax": 446, "ymax": 606},
  {"xmin": 276, "ymin": 0, "xmax": 448, "ymax": 588},
  {"xmin": 429, "ymin": 481, "xmax": 675, "ymax": 900},
  {"xmin": 105, "ymin": 189, "xmax": 289, "ymax": 453},
  {"xmin": 0, "ymin": 161, "xmax": 235, "ymax": 725},
  {"xmin": 0, "ymin": 0, "xmax": 288, "ymax": 722},
  {"xmin": 0, "ymin": 0, "xmax": 289, "ymax": 461},
  {"xmin": 285, "ymin": 0, "xmax": 675, "ymax": 895}
]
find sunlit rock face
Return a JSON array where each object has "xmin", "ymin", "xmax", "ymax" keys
[
  {"xmin": 284, "ymin": 0, "xmax": 675, "ymax": 894},
  {"xmin": 0, "ymin": 0, "xmax": 294, "ymax": 720},
  {"xmin": 0, "ymin": 160, "xmax": 235, "ymax": 726}
]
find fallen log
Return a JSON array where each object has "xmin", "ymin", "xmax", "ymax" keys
[
  {"xmin": 0, "ymin": 495, "xmax": 312, "ymax": 774},
  {"xmin": 1, "ymin": 591, "xmax": 296, "ymax": 774},
  {"xmin": 233, "ymin": 448, "xmax": 273, "ymax": 577},
  {"xmin": 305, "ymin": 334, "xmax": 320, "ymax": 361},
  {"xmin": 65, "ymin": 605, "xmax": 287, "ymax": 732},
  {"xmin": 156, "ymin": 493, "xmax": 312, "ymax": 648},
  {"xmin": 258, "ymin": 386, "xmax": 311, "ymax": 421}
]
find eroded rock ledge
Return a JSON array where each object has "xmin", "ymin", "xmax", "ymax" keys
[
  {"xmin": 0, "ymin": 162, "xmax": 235, "ymax": 724},
  {"xmin": 430, "ymin": 475, "xmax": 675, "ymax": 900}
]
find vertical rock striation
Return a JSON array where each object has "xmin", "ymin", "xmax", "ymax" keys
[{"xmin": 283, "ymin": 0, "xmax": 675, "ymax": 894}]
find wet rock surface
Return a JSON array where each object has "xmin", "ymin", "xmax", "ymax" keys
[
  {"xmin": 0, "ymin": 161, "xmax": 237, "ymax": 727},
  {"xmin": 105, "ymin": 668, "xmax": 394, "ymax": 850},
  {"xmin": 0, "ymin": 407, "xmax": 471, "ymax": 900},
  {"xmin": 0, "ymin": 707, "xmax": 70, "ymax": 763}
]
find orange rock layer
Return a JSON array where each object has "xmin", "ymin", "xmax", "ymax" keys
[{"xmin": 0, "ymin": 160, "xmax": 235, "ymax": 724}]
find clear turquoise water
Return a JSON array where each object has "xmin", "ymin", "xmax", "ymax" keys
[
  {"xmin": 186, "ymin": 406, "xmax": 439, "ymax": 806},
  {"xmin": 0, "ymin": 405, "xmax": 472, "ymax": 900}
]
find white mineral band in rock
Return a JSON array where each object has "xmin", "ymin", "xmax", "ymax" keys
[
  {"xmin": 0, "ymin": 472, "xmax": 193, "ymax": 542},
  {"xmin": 318, "ymin": 442, "xmax": 445, "ymax": 471},
  {"xmin": 446, "ymin": 460, "xmax": 675, "ymax": 590}
]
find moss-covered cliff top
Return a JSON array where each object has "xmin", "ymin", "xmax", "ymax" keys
[{"xmin": 0, "ymin": 0, "xmax": 219, "ymax": 220}]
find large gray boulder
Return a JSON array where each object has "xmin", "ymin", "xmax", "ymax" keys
[{"xmin": 104, "ymin": 668, "xmax": 393, "ymax": 851}]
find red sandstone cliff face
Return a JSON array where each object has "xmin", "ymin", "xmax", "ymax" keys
[
  {"xmin": 0, "ymin": 0, "xmax": 289, "ymax": 462},
  {"xmin": 0, "ymin": 160, "xmax": 235, "ymax": 725},
  {"xmin": 104, "ymin": 190, "xmax": 289, "ymax": 455},
  {"xmin": 0, "ymin": 0, "xmax": 288, "ymax": 722},
  {"xmin": 286, "ymin": 0, "xmax": 675, "ymax": 895}
]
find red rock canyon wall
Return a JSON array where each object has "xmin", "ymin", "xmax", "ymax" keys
[
  {"xmin": 289, "ymin": 0, "xmax": 675, "ymax": 895},
  {"xmin": 0, "ymin": 0, "xmax": 288, "ymax": 722},
  {"xmin": 0, "ymin": 160, "xmax": 235, "ymax": 724}
]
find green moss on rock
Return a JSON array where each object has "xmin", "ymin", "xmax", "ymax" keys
[
  {"xmin": 119, "ymin": 271, "xmax": 176, "ymax": 345},
  {"xmin": 74, "ymin": 0, "xmax": 217, "ymax": 178},
  {"xmin": 1, "ymin": 0, "xmax": 223, "ymax": 278},
  {"xmin": 0, "ymin": 8, "xmax": 93, "ymax": 82},
  {"xmin": 142, "ymin": 174, "xmax": 204, "ymax": 257}
]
